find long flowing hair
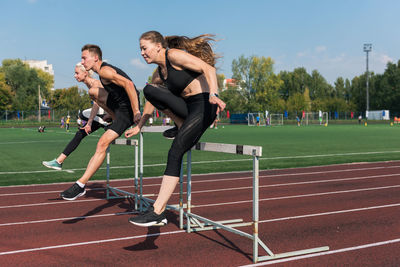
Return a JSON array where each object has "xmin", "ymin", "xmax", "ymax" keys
[{"xmin": 140, "ymin": 31, "xmax": 218, "ymax": 67}]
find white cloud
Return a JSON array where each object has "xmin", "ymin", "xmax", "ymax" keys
[
  {"xmin": 329, "ymin": 53, "xmax": 346, "ymax": 63},
  {"xmin": 130, "ymin": 58, "xmax": 149, "ymax": 69},
  {"xmin": 297, "ymin": 51, "xmax": 307, "ymax": 57},
  {"xmin": 315, "ymin": 46, "xmax": 327, "ymax": 53},
  {"xmin": 283, "ymin": 48, "xmax": 396, "ymax": 85},
  {"xmin": 379, "ymin": 54, "xmax": 393, "ymax": 64}
]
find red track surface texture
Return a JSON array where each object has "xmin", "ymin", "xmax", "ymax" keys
[{"xmin": 1, "ymin": 161, "xmax": 400, "ymax": 266}]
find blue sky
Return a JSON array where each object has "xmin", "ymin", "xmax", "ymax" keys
[{"xmin": 0, "ymin": 0, "xmax": 399, "ymax": 90}]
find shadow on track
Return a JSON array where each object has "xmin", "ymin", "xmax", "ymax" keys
[
  {"xmin": 194, "ymin": 230, "xmax": 252, "ymax": 262},
  {"xmin": 61, "ymin": 183, "xmax": 137, "ymax": 224},
  {"xmin": 123, "ymin": 210, "xmax": 179, "ymax": 251}
]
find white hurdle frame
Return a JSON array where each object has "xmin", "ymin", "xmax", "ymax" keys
[
  {"xmin": 106, "ymin": 138, "xmax": 139, "ymax": 209},
  {"xmin": 137, "ymin": 126, "xmax": 177, "ymax": 212},
  {"xmin": 183, "ymin": 142, "xmax": 329, "ymax": 263},
  {"xmin": 136, "ymin": 133, "xmax": 329, "ymax": 263},
  {"xmin": 105, "ymin": 126, "xmax": 172, "ymax": 210}
]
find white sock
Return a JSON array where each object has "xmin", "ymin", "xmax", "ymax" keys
[{"xmin": 76, "ymin": 181, "xmax": 85, "ymax": 188}]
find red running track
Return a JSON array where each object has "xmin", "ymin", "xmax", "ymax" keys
[{"xmin": 1, "ymin": 161, "xmax": 400, "ymax": 266}]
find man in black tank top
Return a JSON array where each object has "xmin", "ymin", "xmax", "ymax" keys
[{"xmin": 59, "ymin": 44, "xmax": 141, "ymax": 201}]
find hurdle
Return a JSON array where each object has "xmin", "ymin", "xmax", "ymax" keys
[
  {"xmin": 105, "ymin": 126, "xmax": 173, "ymax": 210},
  {"xmin": 106, "ymin": 138, "xmax": 139, "ymax": 209},
  {"xmin": 136, "ymin": 137, "xmax": 329, "ymax": 263},
  {"xmin": 182, "ymin": 142, "xmax": 329, "ymax": 263},
  {"xmin": 137, "ymin": 126, "xmax": 176, "ymax": 212}
]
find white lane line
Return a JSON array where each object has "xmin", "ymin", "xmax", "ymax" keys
[
  {"xmin": 0, "ymin": 199, "xmax": 100, "ymax": 209},
  {"xmin": 0, "ymin": 230, "xmax": 184, "ymax": 256},
  {"xmin": 183, "ymin": 173, "xmax": 400, "ymax": 196},
  {"xmin": 0, "ymin": 140, "xmax": 69, "ymax": 145},
  {"xmin": 2, "ymin": 197, "xmax": 400, "ymax": 227},
  {"xmin": 259, "ymin": 202, "xmax": 400, "ymax": 223},
  {"xmin": 2, "ymin": 178, "xmax": 400, "ymax": 210},
  {"xmin": 1, "ymin": 160, "xmax": 397, "ymax": 189},
  {"xmin": 2, "ymin": 165, "xmax": 400, "ymax": 197},
  {"xmin": 193, "ymin": 184, "xmax": 400, "ymax": 208},
  {"xmin": 2, "ymin": 151, "xmax": 400, "ymax": 175},
  {"xmin": 0, "ymin": 165, "xmax": 139, "ymax": 175},
  {"xmin": 0, "ymin": 211, "xmax": 135, "ymax": 227},
  {"xmin": 0, "ymin": 188, "xmax": 105, "ymax": 197},
  {"xmin": 240, "ymin": 238, "xmax": 400, "ymax": 267},
  {"xmin": 1, "ymin": 205, "xmax": 400, "ymax": 256}
]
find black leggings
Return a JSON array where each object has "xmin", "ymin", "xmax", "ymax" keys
[
  {"xmin": 144, "ymin": 84, "xmax": 217, "ymax": 177},
  {"xmin": 62, "ymin": 109, "xmax": 105, "ymax": 156}
]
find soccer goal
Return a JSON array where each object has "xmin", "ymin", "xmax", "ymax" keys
[
  {"xmin": 269, "ymin": 113, "xmax": 284, "ymax": 126},
  {"xmin": 248, "ymin": 112, "xmax": 265, "ymax": 126},
  {"xmin": 304, "ymin": 112, "xmax": 328, "ymax": 126}
]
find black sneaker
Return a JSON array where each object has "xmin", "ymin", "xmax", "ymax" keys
[
  {"xmin": 163, "ymin": 126, "xmax": 178, "ymax": 139},
  {"xmin": 60, "ymin": 183, "xmax": 86, "ymax": 201},
  {"xmin": 129, "ymin": 206, "xmax": 167, "ymax": 227}
]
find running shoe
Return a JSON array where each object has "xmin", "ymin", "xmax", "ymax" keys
[
  {"xmin": 129, "ymin": 206, "xmax": 167, "ymax": 227},
  {"xmin": 60, "ymin": 183, "xmax": 86, "ymax": 201},
  {"xmin": 42, "ymin": 159, "xmax": 62, "ymax": 171},
  {"xmin": 162, "ymin": 126, "xmax": 178, "ymax": 139}
]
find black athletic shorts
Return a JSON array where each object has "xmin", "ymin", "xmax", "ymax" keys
[{"xmin": 106, "ymin": 93, "xmax": 138, "ymax": 136}]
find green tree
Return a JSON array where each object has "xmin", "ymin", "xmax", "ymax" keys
[
  {"xmin": 231, "ymin": 55, "xmax": 252, "ymax": 92},
  {"xmin": 309, "ymin": 70, "xmax": 331, "ymax": 100},
  {"xmin": 325, "ymin": 97, "xmax": 348, "ymax": 112},
  {"xmin": 231, "ymin": 55, "xmax": 283, "ymax": 112},
  {"xmin": 303, "ymin": 87, "xmax": 311, "ymax": 111},
  {"xmin": 219, "ymin": 87, "xmax": 247, "ymax": 113},
  {"xmin": 334, "ymin": 77, "xmax": 345, "ymax": 99},
  {"xmin": 217, "ymin": 73, "xmax": 225, "ymax": 90},
  {"xmin": 36, "ymin": 68, "xmax": 54, "ymax": 101},
  {"xmin": 374, "ymin": 61, "xmax": 400, "ymax": 113},
  {"xmin": 286, "ymin": 92, "xmax": 306, "ymax": 114},
  {"xmin": 0, "ymin": 72, "xmax": 13, "ymax": 110},
  {"xmin": 349, "ymin": 72, "xmax": 377, "ymax": 112},
  {"xmin": 281, "ymin": 68, "xmax": 333, "ymax": 101},
  {"xmin": 51, "ymin": 86, "xmax": 91, "ymax": 111},
  {"xmin": 1, "ymin": 59, "xmax": 52, "ymax": 111},
  {"xmin": 251, "ymin": 56, "xmax": 283, "ymax": 112}
]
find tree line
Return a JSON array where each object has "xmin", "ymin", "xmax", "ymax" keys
[
  {"xmin": 0, "ymin": 59, "xmax": 91, "ymax": 112},
  {"xmin": 218, "ymin": 55, "xmax": 400, "ymax": 117},
  {"xmin": 1, "ymin": 57, "xmax": 400, "ymax": 117}
]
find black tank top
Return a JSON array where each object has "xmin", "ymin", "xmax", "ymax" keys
[
  {"xmin": 100, "ymin": 62, "xmax": 139, "ymax": 106},
  {"xmin": 158, "ymin": 50, "xmax": 201, "ymax": 96}
]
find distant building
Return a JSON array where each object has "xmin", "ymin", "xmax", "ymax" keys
[
  {"xmin": 223, "ymin": 78, "xmax": 241, "ymax": 90},
  {"xmin": 24, "ymin": 60, "xmax": 54, "ymax": 76}
]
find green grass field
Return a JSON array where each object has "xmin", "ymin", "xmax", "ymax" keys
[{"xmin": 1, "ymin": 123, "xmax": 399, "ymax": 186}]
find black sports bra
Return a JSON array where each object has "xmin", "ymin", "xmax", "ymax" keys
[{"xmin": 158, "ymin": 49, "xmax": 201, "ymax": 96}]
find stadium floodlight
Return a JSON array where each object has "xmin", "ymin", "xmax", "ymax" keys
[{"xmin": 363, "ymin": 43, "xmax": 372, "ymax": 118}]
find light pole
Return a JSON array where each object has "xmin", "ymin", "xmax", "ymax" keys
[{"xmin": 363, "ymin": 43, "xmax": 372, "ymax": 119}]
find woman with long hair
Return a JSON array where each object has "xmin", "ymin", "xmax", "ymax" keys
[{"xmin": 126, "ymin": 31, "xmax": 226, "ymax": 226}]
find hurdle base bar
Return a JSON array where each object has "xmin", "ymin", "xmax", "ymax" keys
[
  {"xmin": 187, "ymin": 216, "xmax": 251, "ymax": 232},
  {"xmin": 106, "ymin": 185, "xmax": 135, "ymax": 199},
  {"xmin": 257, "ymin": 246, "xmax": 330, "ymax": 261},
  {"xmin": 185, "ymin": 204, "xmax": 329, "ymax": 263}
]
